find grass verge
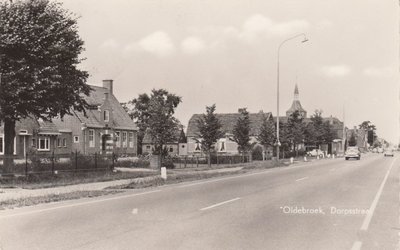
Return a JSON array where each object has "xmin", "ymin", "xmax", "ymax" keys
[
  {"xmin": 0, "ymin": 170, "xmax": 157, "ymax": 189},
  {"xmin": 0, "ymin": 190, "xmax": 121, "ymax": 210}
]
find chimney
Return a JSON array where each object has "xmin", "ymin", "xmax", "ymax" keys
[
  {"xmin": 102, "ymin": 79, "xmax": 113, "ymax": 94},
  {"xmin": 104, "ymin": 92, "xmax": 109, "ymax": 100}
]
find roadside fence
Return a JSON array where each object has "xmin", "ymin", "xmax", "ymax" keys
[{"xmin": 0, "ymin": 151, "xmax": 137, "ymax": 176}]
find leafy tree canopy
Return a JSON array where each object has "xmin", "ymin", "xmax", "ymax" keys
[
  {"xmin": 232, "ymin": 108, "xmax": 251, "ymax": 154},
  {"xmin": 0, "ymin": 0, "xmax": 90, "ymax": 172},
  {"xmin": 0, "ymin": 0, "xmax": 90, "ymax": 121},
  {"xmin": 129, "ymin": 89, "xmax": 182, "ymax": 156},
  {"xmin": 126, "ymin": 89, "xmax": 181, "ymax": 154},
  {"xmin": 257, "ymin": 114, "xmax": 275, "ymax": 149},
  {"xmin": 196, "ymin": 104, "xmax": 224, "ymax": 154}
]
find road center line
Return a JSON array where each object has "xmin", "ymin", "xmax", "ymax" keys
[
  {"xmin": 295, "ymin": 177, "xmax": 309, "ymax": 182},
  {"xmin": 360, "ymin": 157, "xmax": 397, "ymax": 231},
  {"xmin": 200, "ymin": 197, "xmax": 241, "ymax": 211},
  {"xmin": 350, "ymin": 240, "xmax": 362, "ymax": 250}
]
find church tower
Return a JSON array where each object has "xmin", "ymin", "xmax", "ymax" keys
[{"xmin": 286, "ymin": 83, "xmax": 307, "ymax": 118}]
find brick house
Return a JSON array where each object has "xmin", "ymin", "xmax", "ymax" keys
[{"xmin": 0, "ymin": 80, "xmax": 138, "ymax": 158}]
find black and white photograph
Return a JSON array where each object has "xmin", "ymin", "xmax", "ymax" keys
[{"xmin": 0, "ymin": 0, "xmax": 399, "ymax": 249}]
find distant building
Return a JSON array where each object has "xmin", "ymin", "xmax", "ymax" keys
[
  {"xmin": 142, "ymin": 128, "xmax": 187, "ymax": 156},
  {"xmin": 186, "ymin": 111, "xmax": 273, "ymax": 156},
  {"xmin": 286, "ymin": 83, "xmax": 307, "ymax": 118}
]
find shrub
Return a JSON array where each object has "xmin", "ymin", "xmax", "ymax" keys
[
  {"xmin": 252, "ymin": 146, "xmax": 264, "ymax": 161},
  {"xmin": 162, "ymin": 158, "xmax": 175, "ymax": 169}
]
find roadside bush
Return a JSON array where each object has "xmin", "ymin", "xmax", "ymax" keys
[
  {"xmin": 162, "ymin": 158, "xmax": 175, "ymax": 169},
  {"xmin": 252, "ymin": 146, "xmax": 264, "ymax": 161}
]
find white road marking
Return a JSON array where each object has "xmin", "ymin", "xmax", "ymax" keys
[
  {"xmin": 351, "ymin": 241, "xmax": 362, "ymax": 250},
  {"xmin": 295, "ymin": 177, "xmax": 309, "ymax": 182},
  {"xmin": 360, "ymin": 157, "xmax": 397, "ymax": 231},
  {"xmin": 200, "ymin": 197, "xmax": 241, "ymax": 211},
  {"xmin": 0, "ymin": 190, "xmax": 162, "ymax": 219}
]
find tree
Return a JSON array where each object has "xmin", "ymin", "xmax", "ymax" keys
[
  {"xmin": 257, "ymin": 114, "xmax": 275, "ymax": 152},
  {"xmin": 305, "ymin": 110, "xmax": 336, "ymax": 150},
  {"xmin": 140, "ymin": 89, "xmax": 181, "ymax": 163},
  {"xmin": 0, "ymin": 0, "xmax": 90, "ymax": 173},
  {"xmin": 359, "ymin": 121, "xmax": 376, "ymax": 145},
  {"xmin": 126, "ymin": 89, "xmax": 181, "ymax": 155},
  {"xmin": 232, "ymin": 108, "xmax": 251, "ymax": 160},
  {"xmin": 348, "ymin": 132, "xmax": 357, "ymax": 146},
  {"xmin": 196, "ymin": 104, "xmax": 224, "ymax": 166},
  {"xmin": 286, "ymin": 110, "xmax": 306, "ymax": 156}
]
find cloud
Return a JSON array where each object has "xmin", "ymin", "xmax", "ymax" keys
[
  {"xmin": 99, "ymin": 39, "xmax": 119, "ymax": 50},
  {"xmin": 181, "ymin": 36, "xmax": 206, "ymax": 55},
  {"xmin": 363, "ymin": 66, "xmax": 395, "ymax": 77},
  {"xmin": 125, "ymin": 31, "xmax": 175, "ymax": 57},
  {"xmin": 239, "ymin": 14, "xmax": 310, "ymax": 42},
  {"xmin": 321, "ymin": 65, "xmax": 351, "ymax": 77}
]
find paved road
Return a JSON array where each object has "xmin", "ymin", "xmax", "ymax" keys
[{"xmin": 0, "ymin": 154, "xmax": 398, "ymax": 250}]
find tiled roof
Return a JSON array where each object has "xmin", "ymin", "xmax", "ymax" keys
[
  {"xmin": 38, "ymin": 120, "xmax": 60, "ymax": 134},
  {"xmin": 53, "ymin": 85, "xmax": 137, "ymax": 131},
  {"xmin": 85, "ymin": 86, "xmax": 136, "ymax": 130},
  {"xmin": 187, "ymin": 112, "xmax": 272, "ymax": 138}
]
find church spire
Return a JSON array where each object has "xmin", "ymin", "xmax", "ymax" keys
[{"xmin": 294, "ymin": 83, "xmax": 299, "ymax": 101}]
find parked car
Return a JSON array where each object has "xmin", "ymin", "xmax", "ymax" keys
[
  {"xmin": 306, "ymin": 149, "xmax": 324, "ymax": 157},
  {"xmin": 345, "ymin": 146, "xmax": 361, "ymax": 160},
  {"xmin": 384, "ymin": 149, "xmax": 394, "ymax": 157}
]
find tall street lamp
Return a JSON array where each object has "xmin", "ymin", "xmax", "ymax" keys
[{"xmin": 276, "ymin": 33, "xmax": 308, "ymax": 161}]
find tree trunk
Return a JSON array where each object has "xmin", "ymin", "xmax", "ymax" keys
[
  {"xmin": 3, "ymin": 118, "xmax": 15, "ymax": 175},
  {"xmin": 207, "ymin": 151, "xmax": 211, "ymax": 167}
]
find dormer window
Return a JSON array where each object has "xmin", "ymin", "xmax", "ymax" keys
[{"xmin": 104, "ymin": 110, "xmax": 110, "ymax": 122}]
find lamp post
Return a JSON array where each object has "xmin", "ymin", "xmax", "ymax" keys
[{"xmin": 276, "ymin": 33, "xmax": 308, "ymax": 161}]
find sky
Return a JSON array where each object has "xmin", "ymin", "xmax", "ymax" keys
[{"xmin": 61, "ymin": 0, "xmax": 399, "ymax": 143}]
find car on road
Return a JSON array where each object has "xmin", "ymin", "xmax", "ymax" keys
[
  {"xmin": 384, "ymin": 149, "xmax": 394, "ymax": 157},
  {"xmin": 306, "ymin": 149, "xmax": 324, "ymax": 157},
  {"xmin": 345, "ymin": 146, "xmax": 361, "ymax": 160}
]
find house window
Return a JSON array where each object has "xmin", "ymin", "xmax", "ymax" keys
[
  {"xmin": 122, "ymin": 132, "xmax": 127, "ymax": 148},
  {"xmin": 128, "ymin": 132, "xmax": 134, "ymax": 148},
  {"xmin": 63, "ymin": 138, "xmax": 67, "ymax": 147},
  {"xmin": 104, "ymin": 110, "xmax": 110, "ymax": 122},
  {"xmin": 74, "ymin": 136, "xmax": 79, "ymax": 143},
  {"xmin": 38, "ymin": 137, "xmax": 50, "ymax": 151},
  {"xmin": 146, "ymin": 145, "xmax": 151, "ymax": 150},
  {"xmin": 57, "ymin": 138, "xmax": 62, "ymax": 147},
  {"xmin": 0, "ymin": 136, "xmax": 16, "ymax": 155},
  {"xmin": 169, "ymin": 147, "xmax": 173, "ymax": 152},
  {"xmin": 115, "ymin": 131, "xmax": 120, "ymax": 147},
  {"xmin": 88, "ymin": 130, "xmax": 95, "ymax": 148},
  {"xmin": 32, "ymin": 138, "xmax": 36, "ymax": 148},
  {"xmin": 195, "ymin": 142, "xmax": 201, "ymax": 151}
]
